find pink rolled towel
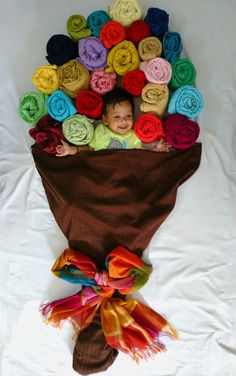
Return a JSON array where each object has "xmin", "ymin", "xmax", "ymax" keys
[
  {"xmin": 90, "ymin": 70, "xmax": 117, "ymax": 95},
  {"xmin": 140, "ymin": 57, "xmax": 172, "ymax": 84}
]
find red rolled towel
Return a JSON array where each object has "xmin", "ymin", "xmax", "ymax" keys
[
  {"xmin": 29, "ymin": 115, "xmax": 64, "ymax": 154},
  {"xmin": 121, "ymin": 69, "xmax": 146, "ymax": 96},
  {"xmin": 126, "ymin": 19, "xmax": 151, "ymax": 46},
  {"xmin": 100, "ymin": 20, "xmax": 126, "ymax": 49},
  {"xmin": 75, "ymin": 89, "xmax": 103, "ymax": 119},
  {"xmin": 163, "ymin": 113, "xmax": 200, "ymax": 149},
  {"xmin": 134, "ymin": 113, "xmax": 165, "ymax": 143}
]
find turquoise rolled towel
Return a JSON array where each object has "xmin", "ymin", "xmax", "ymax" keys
[
  {"xmin": 47, "ymin": 90, "xmax": 77, "ymax": 122},
  {"xmin": 168, "ymin": 85, "xmax": 203, "ymax": 118}
]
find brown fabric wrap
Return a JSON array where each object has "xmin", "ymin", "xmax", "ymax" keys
[
  {"xmin": 72, "ymin": 309, "xmax": 118, "ymax": 375},
  {"xmin": 31, "ymin": 143, "xmax": 201, "ymax": 374}
]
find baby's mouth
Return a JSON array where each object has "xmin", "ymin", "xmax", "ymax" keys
[{"xmin": 118, "ymin": 125, "xmax": 128, "ymax": 130}]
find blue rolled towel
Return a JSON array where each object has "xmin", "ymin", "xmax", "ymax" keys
[
  {"xmin": 47, "ymin": 90, "xmax": 77, "ymax": 122},
  {"xmin": 168, "ymin": 85, "xmax": 203, "ymax": 118},
  {"xmin": 144, "ymin": 7, "xmax": 169, "ymax": 39},
  {"xmin": 87, "ymin": 10, "xmax": 111, "ymax": 38},
  {"xmin": 162, "ymin": 31, "xmax": 183, "ymax": 63}
]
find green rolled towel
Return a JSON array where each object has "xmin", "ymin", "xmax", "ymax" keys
[
  {"xmin": 67, "ymin": 14, "xmax": 92, "ymax": 42},
  {"xmin": 62, "ymin": 114, "xmax": 94, "ymax": 145},
  {"xmin": 18, "ymin": 92, "xmax": 48, "ymax": 124},
  {"xmin": 169, "ymin": 57, "xmax": 196, "ymax": 90}
]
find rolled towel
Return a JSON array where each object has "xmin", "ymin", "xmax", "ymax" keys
[
  {"xmin": 138, "ymin": 36, "xmax": 162, "ymax": 61},
  {"xmin": 140, "ymin": 57, "xmax": 172, "ymax": 84},
  {"xmin": 126, "ymin": 20, "xmax": 151, "ymax": 46},
  {"xmin": 87, "ymin": 10, "xmax": 111, "ymax": 38},
  {"xmin": 32, "ymin": 65, "xmax": 59, "ymax": 95},
  {"xmin": 169, "ymin": 58, "xmax": 196, "ymax": 90},
  {"xmin": 162, "ymin": 31, "xmax": 183, "ymax": 63},
  {"xmin": 58, "ymin": 59, "xmax": 90, "ymax": 98},
  {"xmin": 105, "ymin": 40, "xmax": 140, "ymax": 76},
  {"xmin": 121, "ymin": 69, "xmax": 146, "ymax": 96},
  {"xmin": 100, "ymin": 20, "xmax": 126, "ymax": 49},
  {"xmin": 134, "ymin": 113, "xmax": 165, "ymax": 143},
  {"xmin": 144, "ymin": 7, "xmax": 169, "ymax": 39},
  {"xmin": 163, "ymin": 113, "xmax": 200, "ymax": 149},
  {"xmin": 66, "ymin": 14, "xmax": 91, "ymax": 42},
  {"xmin": 75, "ymin": 89, "xmax": 103, "ymax": 119},
  {"xmin": 29, "ymin": 115, "xmax": 64, "ymax": 154},
  {"xmin": 62, "ymin": 114, "xmax": 94, "ymax": 145},
  {"xmin": 168, "ymin": 85, "xmax": 203, "ymax": 118},
  {"xmin": 46, "ymin": 34, "xmax": 78, "ymax": 66},
  {"xmin": 18, "ymin": 92, "xmax": 48, "ymax": 124},
  {"xmin": 140, "ymin": 83, "xmax": 169, "ymax": 116},
  {"xmin": 90, "ymin": 69, "xmax": 117, "ymax": 95},
  {"xmin": 47, "ymin": 90, "xmax": 77, "ymax": 122},
  {"xmin": 78, "ymin": 36, "xmax": 108, "ymax": 71},
  {"xmin": 108, "ymin": 0, "xmax": 142, "ymax": 27}
]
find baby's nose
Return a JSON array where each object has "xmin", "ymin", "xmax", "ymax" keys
[{"xmin": 120, "ymin": 117, "xmax": 128, "ymax": 123}]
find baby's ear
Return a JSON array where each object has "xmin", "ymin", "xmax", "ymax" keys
[{"xmin": 102, "ymin": 114, "xmax": 107, "ymax": 125}]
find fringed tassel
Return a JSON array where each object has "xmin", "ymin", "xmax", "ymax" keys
[
  {"xmin": 130, "ymin": 341, "xmax": 167, "ymax": 363},
  {"xmin": 163, "ymin": 323, "xmax": 179, "ymax": 340},
  {"xmin": 40, "ymin": 301, "xmax": 61, "ymax": 327},
  {"xmin": 40, "ymin": 289, "xmax": 103, "ymax": 335}
]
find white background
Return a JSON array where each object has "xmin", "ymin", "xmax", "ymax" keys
[{"xmin": 1, "ymin": 0, "xmax": 236, "ymax": 375}]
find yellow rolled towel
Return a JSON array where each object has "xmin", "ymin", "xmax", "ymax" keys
[
  {"xmin": 32, "ymin": 65, "xmax": 59, "ymax": 95},
  {"xmin": 105, "ymin": 40, "xmax": 140, "ymax": 76},
  {"xmin": 140, "ymin": 83, "xmax": 169, "ymax": 117},
  {"xmin": 108, "ymin": 0, "xmax": 142, "ymax": 27},
  {"xmin": 58, "ymin": 59, "xmax": 90, "ymax": 98},
  {"xmin": 138, "ymin": 36, "xmax": 162, "ymax": 61}
]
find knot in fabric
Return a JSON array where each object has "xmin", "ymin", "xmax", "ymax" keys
[
  {"xmin": 94, "ymin": 270, "xmax": 109, "ymax": 287},
  {"xmin": 41, "ymin": 245, "xmax": 177, "ymax": 362}
]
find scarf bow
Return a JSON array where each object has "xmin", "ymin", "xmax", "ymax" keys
[{"xmin": 41, "ymin": 245, "xmax": 177, "ymax": 361}]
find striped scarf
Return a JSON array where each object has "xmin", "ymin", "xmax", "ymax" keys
[{"xmin": 41, "ymin": 245, "xmax": 177, "ymax": 361}]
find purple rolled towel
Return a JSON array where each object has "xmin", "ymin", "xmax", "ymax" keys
[{"xmin": 77, "ymin": 36, "xmax": 108, "ymax": 71}]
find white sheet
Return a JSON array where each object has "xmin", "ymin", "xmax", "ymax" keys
[{"xmin": 1, "ymin": 0, "xmax": 236, "ymax": 375}]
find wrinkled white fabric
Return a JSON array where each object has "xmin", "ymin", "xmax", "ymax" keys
[{"xmin": 1, "ymin": 0, "xmax": 236, "ymax": 375}]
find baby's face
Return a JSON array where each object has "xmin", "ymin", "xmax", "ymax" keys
[{"xmin": 102, "ymin": 100, "xmax": 133, "ymax": 135}]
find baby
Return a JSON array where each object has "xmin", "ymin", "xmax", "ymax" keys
[{"xmin": 56, "ymin": 87, "xmax": 171, "ymax": 157}]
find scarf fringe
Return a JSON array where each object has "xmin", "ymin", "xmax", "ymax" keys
[
  {"xmin": 40, "ymin": 303, "xmax": 61, "ymax": 327},
  {"xmin": 130, "ymin": 324, "xmax": 179, "ymax": 363},
  {"xmin": 130, "ymin": 341, "xmax": 167, "ymax": 363},
  {"xmin": 164, "ymin": 323, "xmax": 179, "ymax": 340}
]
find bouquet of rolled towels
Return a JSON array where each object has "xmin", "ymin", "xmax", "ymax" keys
[{"xmin": 18, "ymin": 0, "xmax": 203, "ymax": 154}]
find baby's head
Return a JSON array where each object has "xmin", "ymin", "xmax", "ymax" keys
[{"xmin": 102, "ymin": 87, "xmax": 134, "ymax": 135}]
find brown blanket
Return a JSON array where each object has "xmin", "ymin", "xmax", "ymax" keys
[{"xmin": 32, "ymin": 143, "xmax": 201, "ymax": 374}]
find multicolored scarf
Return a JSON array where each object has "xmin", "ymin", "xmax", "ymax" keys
[{"xmin": 41, "ymin": 245, "xmax": 177, "ymax": 361}]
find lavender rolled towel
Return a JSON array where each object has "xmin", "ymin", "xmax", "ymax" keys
[{"xmin": 77, "ymin": 37, "xmax": 108, "ymax": 71}]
